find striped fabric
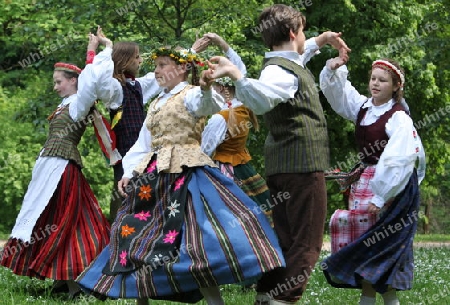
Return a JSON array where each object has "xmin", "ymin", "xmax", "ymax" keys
[
  {"xmin": 0, "ymin": 162, "xmax": 110, "ymax": 280},
  {"xmin": 323, "ymin": 171, "xmax": 420, "ymax": 293},
  {"xmin": 261, "ymin": 57, "xmax": 329, "ymax": 176},
  {"xmin": 77, "ymin": 165, "xmax": 285, "ymax": 301}
]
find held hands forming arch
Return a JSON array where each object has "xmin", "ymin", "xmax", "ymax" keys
[{"xmin": 202, "ymin": 31, "xmax": 351, "ymax": 84}]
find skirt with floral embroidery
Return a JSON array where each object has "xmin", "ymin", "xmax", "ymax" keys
[{"xmin": 76, "ymin": 159, "xmax": 284, "ymax": 302}]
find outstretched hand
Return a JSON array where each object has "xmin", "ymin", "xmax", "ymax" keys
[
  {"xmin": 191, "ymin": 36, "xmax": 210, "ymax": 53},
  {"xmin": 205, "ymin": 56, "xmax": 242, "ymax": 80},
  {"xmin": 96, "ymin": 25, "xmax": 113, "ymax": 48},
  {"xmin": 326, "ymin": 32, "xmax": 351, "ymax": 64},
  {"xmin": 326, "ymin": 57, "xmax": 347, "ymax": 70},
  {"xmin": 87, "ymin": 33, "xmax": 99, "ymax": 51},
  {"xmin": 199, "ymin": 69, "xmax": 215, "ymax": 90},
  {"xmin": 203, "ymin": 33, "xmax": 229, "ymax": 52}
]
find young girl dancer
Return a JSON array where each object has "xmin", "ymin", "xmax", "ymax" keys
[
  {"xmin": 0, "ymin": 53, "xmax": 110, "ymax": 298},
  {"xmin": 319, "ymin": 56, "xmax": 426, "ymax": 305}
]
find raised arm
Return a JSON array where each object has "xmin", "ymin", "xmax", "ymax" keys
[{"xmin": 319, "ymin": 59, "xmax": 367, "ymax": 122}]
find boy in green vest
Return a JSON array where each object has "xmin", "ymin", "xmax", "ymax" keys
[{"xmin": 203, "ymin": 4, "xmax": 350, "ymax": 305}]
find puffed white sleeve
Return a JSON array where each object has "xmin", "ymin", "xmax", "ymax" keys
[
  {"xmin": 226, "ymin": 47, "xmax": 247, "ymax": 76},
  {"xmin": 319, "ymin": 65, "xmax": 367, "ymax": 122},
  {"xmin": 369, "ymin": 111, "xmax": 422, "ymax": 208},
  {"xmin": 234, "ymin": 67, "xmax": 296, "ymax": 115},
  {"xmin": 137, "ymin": 72, "xmax": 161, "ymax": 105},
  {"xmin": 70, "ymin": 47, "xmax": 122, "ymax": 121},
  {"xmin": 201, "ymin": 114, "xmax": 227, "ymax": 156},
  {"xmin": 122, "ymin": 122, "xmax": 152, "ymax": 178},
  {"xmin": 300, "ymin": 37, "xmax": 320, "ymax": 66},
  {"xmin": 187, "ymin": 87, "xmax": 222, "ymax": 117}
]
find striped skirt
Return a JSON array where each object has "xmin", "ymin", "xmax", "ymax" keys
[
  {"xmin": 76, "ymin": 164, "xmax": 284, "ymax": 302},
  {"xmin": 217, "ymin": 161, "xmax": 272, "ymax": 225},
  {"xmin": 0, "ymin": 162, "xmax": 110, "ymax": 280},
  {"xmin": 323, "ymin": 171, "xmax": 420, "ymax": 293}
]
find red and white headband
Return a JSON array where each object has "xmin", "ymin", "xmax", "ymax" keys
[
  {"xmin": 54, "ymin": 62, "xmax": 82, "ymax": 74},
  {"xmin": 372, "ymin": 60, "xmax": 405, "ymax": 87}
]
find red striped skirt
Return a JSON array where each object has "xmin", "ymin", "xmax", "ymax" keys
[{"xmin": 0, "ymin": 162, "xmax": 110, "ymax": 280}]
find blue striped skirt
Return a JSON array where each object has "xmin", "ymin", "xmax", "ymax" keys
[{"xmin": 76, "ymin": 165, "xmax": 284, "ymax": 302}]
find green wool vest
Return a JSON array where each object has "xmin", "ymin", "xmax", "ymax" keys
[
  {"xmin": 41, "ymin": 106, "xmax": 88, "ymax": 167},
  {"xmin": 262, "ymin": 57, "xmax": 329, "ymax": 175}
]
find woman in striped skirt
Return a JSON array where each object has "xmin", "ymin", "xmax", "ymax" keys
[
  {"xmin": 76, "ymin": 43, "xmax": 284, "ymax": 305},
  {"xmin": 0, "ymin": 39, "xmax": 110, "ymax": 299}
]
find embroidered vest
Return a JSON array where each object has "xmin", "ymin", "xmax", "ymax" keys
[
  {"xmin": 261, "ymin": 57, "xmax": 329, "ymax": 175},
  {"xmin": 213, "ymin": 106, "xmax": 252, "ymax": 166},
  {"xmin": 134, "ymin": 85, "xmax": 216, "ymax": 174},
  {"xmin": 356, "ymin": 103, "xmax": 406, "ymax": 164},
  {"xmin": 110, "ymin": 81, "xmax": 145, "ymax": 156},
  {"xmin": 41, "ymin": 106, "xmax": 88, "ymax": 167}
]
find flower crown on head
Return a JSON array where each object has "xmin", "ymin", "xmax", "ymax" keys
[
  {"xmin": 215, "ymin": 76, "xmax": 234, "ymax": 87},
  {"xmin": 150, "ymin": 47, "xmax": 204, "ymax": 66},
  {"xmin": 54, "ymin": 62, "xmax": 82, "ymax": 74},
  {"xmin": 372, "ymin": 59, "xmax": 405, "ymax": 88}
]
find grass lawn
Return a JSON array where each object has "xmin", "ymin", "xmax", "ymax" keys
[{"xmin": 1, "ymin": 247, "xmax": 449, "ymax": 305}]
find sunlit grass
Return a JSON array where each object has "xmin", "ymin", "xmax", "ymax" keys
[{"xmin": 1, "ymin": 247, "xmax": 450, "ymax": 304}]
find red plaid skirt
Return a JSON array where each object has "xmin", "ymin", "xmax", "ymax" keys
[{"xmin": 330, "ymin": 166, "xmax": 377, "ymax": 253}]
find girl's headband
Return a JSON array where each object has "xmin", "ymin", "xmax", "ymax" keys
[
  {"xmin": 54, "ymin": 62, "xmax": 82, "ymax": 75},
  {"xmin": 372, "ymin": 60, "xmax": 405, "ymax": 87}
]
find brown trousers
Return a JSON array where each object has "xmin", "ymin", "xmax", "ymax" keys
[{"xmin": 256, "ymin": 172, "xmax": 327, "ymax": 303}]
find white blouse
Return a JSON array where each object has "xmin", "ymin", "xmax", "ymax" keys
[
  {"xmin": 72, "ymin": 47, "xmax": 161, "ymax": 114},
  {"xmin": 233, "ymin": 38, "xmax": 320, "ymax": 115},
  {"xmin": 201, "ymin": 98, "xmax": 244, "ymax": 157},
  {"xmin": 122, "ymin": 82, "xmax": 222, "ymax": 178},
  {"xmin": 11, "ymin": 58, "xmax": 105, "ymax": 242},
  {"xmin": 319, "ymin": 65, "xmax": 426, "ymax": 208},
  {"xmin": 201, "ymin": 46, "xmax": 247, "ymax": 156}
]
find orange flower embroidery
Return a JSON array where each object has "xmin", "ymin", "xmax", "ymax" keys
[
  {"xmin": 121, "ymin": 224, "xmax": 136, "ymax": 238},
  {"xmin": 139, "ymin": 185, "xmax": 152, "ymax": 200}
]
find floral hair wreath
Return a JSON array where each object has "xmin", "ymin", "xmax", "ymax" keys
[
  {"xmin": 54, "ymin": 62, "xmax": 82, "ymax": 74},
  {"xmin": 150, "ymin": 47, "xmax": 204, "ymax": 66},
  {"xmin": 215, "ymin": 76, "xmax": 234, "ymax": 87}
]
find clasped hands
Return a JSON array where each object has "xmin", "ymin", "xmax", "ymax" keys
[{"xmin": 200, "ymin": 31, "xmax": 351, "ymax": 87}]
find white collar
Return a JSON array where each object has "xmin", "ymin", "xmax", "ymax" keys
[
  {"xmin": 362, "ymin": 98, "xmax": 396, "ymax": 117},
  {"xmin": 265, "ymin": 51, "xmax": 304, "ymax": 67},
  {"xmin": 159, "ymin": 81, "xmax": 189, "ymax": 97},
  {"xmin": 220, "ymin": 97, "xmax": 243, "ymax": 110},
  {"xmin": 59, "ymin": 93, "xmax": 77, "ymax": 107}
]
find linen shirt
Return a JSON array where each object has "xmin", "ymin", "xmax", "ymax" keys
[
  {"xmin": 122, "ymin": 82, "xmax": 222, "ymax": 178},
  {"xmin": 319, "ymin": 64, "xmax": 426, "ymax": 208},
  {"xmin": 233, "ymin": 38, "xmax": 320, "ymax": 115}
]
